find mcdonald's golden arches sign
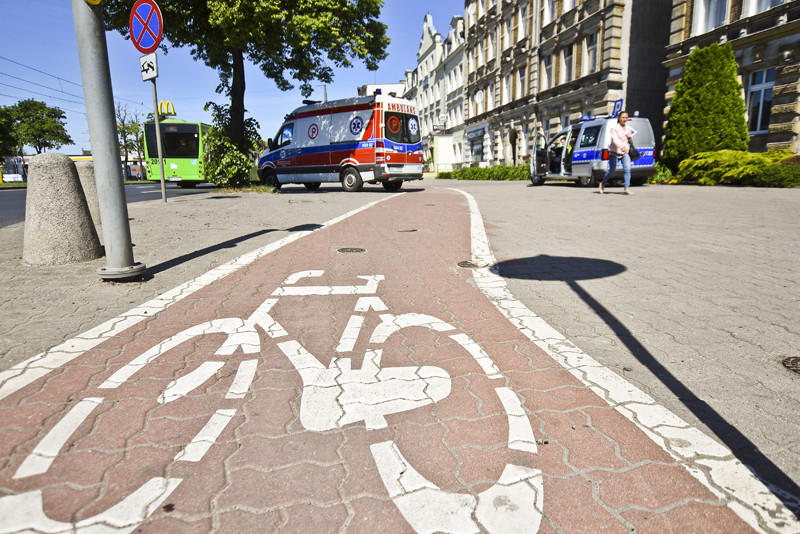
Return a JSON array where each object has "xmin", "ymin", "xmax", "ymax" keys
[{"xmin": 158, "ymin": 101, "xmax": 176, "ymax": 116}]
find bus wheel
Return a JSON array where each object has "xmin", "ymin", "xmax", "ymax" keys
[
  {"xmin": 341, "ymin": 168, "xmax": 363, "ymax": 192},
  {"xmin": 382, "ymin": 180, "xmax": 402, "ymax": 192},
  {"xmin": 304, "ymin": 182, "xmax": 321, "ymax": 191}
]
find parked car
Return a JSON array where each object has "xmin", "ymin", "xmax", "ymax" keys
[{"xmin": 530, "ymin": 115, "xmax": 657, "ymax": 187}]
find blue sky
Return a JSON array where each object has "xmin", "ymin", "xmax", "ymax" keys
[{"xmin": 0, "ymin": 0, "xmax": 463, "ymax": 155}]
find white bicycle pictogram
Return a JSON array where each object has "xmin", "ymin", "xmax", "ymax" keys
[{"xmin": 0, "ymin": 271, "xmax": 543, "ymax": 534}]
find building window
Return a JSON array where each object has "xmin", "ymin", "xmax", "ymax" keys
[
  {"xmin": 563, "ymin": 45, "xmax": 574, "ymax": 83},
  {"xmin": 504, "ymin": 18, "xmax": 512, "ymax": 49},
  {"xmin": 744, "ymin": 0, "xmax": 786, "ymax": 15},
  {"xmin": 564, "ymin": 0, "xmax": 575, "ymax": 10},
  {"xmin": 585, "ymin": 33, "xmax": 598, "ymax": 74},
  {"xmin": 544, "ymin": 0, "xmax": 556, "ymax": 23},
  {"xmin": 542, "ymin": 55, "xmax": 553, "ymax": 90},
  {"xmin": 747, "ymin": 68, "xmax": 775, "ymax": 134},
  {"xmin": 518, "ymin": 66, "xmax": 527, "ymax": 98},
  {"xmin": 695, "ymin": 0, "xmax": 729, "ymax": 33},
  {"xmin": 488, "ymin": 32, "xmax": 495, "ymax": 60},
  {"xmin": 488, "ymin": 83, "xmax": 495, "ymax": 111},
  {"xmin": 519, "ymin": 7, "xmax": 528, "ymax": 40}
]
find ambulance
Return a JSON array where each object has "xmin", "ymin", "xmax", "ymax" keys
[{"xmin": 258, "ymin": 91, "xmax": 424, "ymax": 192}]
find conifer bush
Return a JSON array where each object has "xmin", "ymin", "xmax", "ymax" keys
[{"xmin": 662, "ymin": 43, "xmax": 749, "ymax": 172}]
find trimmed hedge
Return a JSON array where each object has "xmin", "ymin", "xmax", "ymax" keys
[
  {"xmin": 438, "ymin": 164, "xmax": 529, "ymax": 181},
  {"xmin": 678, "ymin": 149, "xmax": 799, "ymax": 187}
]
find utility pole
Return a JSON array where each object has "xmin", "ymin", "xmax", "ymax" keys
[{"xmin": 72, "ymin": 0, "xmax": 146, "ymax": 280}]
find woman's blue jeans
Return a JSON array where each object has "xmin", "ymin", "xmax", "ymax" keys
[{"xmin": 601, "ymin": 152, "xmax": 631, "ymax": 189}]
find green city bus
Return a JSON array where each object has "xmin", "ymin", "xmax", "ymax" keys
[{"xmin": 143, "ymin": 118, "xmax": 211, "ymax": 188}]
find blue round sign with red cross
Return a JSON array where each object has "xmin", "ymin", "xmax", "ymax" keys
[{"xmin": 129, "ymin": 0, "xmax": 163, "ymax": 55}]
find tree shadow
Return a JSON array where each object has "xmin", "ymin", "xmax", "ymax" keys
[{"xmin": 495, "ymin": 255, "xmax": 800, "ymax": 513}]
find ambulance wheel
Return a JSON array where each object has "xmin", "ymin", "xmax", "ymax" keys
[
  {"xmin": 341, "ymin": 168, "xmax": 363, "ymax": 192},
  {"xmin": 576, "ymin": 174, "xmax": 596, "ymax": 187},
  {"xmin": 262, "ymin": 170, "xmax": 281, "ymax": 190},
  {"xmin": 529, "ymin": 174, "xmax": 545, "ymax": 186},
  {"xmin": 304, "ymin": 182, "xmax": 321, "ymax": 191},
  {"xmin": 382, "ymin": 180, "xmax": 403, "ymax": 192}
]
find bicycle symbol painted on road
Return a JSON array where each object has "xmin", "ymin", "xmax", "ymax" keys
[{"xmin": 0, "ymin": 271, "xmax": 544, "ymax": 533}]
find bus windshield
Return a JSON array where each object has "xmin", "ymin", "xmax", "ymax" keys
[
  {"xmin": 145, "ymin": 122, "xmax": 200, "ymax": 159},
  {"xmin": 385, "ymin": 112, "xmax": 421, "ymax": 144}
]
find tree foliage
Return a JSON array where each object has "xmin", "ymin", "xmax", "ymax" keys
[
  {"xmin": 102, "ymin": 0, "xmax": 389, "ymax": 146},
  {"xmin": 3, "ymin": 99, "xmax": 73, "ymax": 154},
  {"xmin": 0, "ymin": 106, "xmax": 16, "ymax": 156},
  {"xmin": 662, "ymin": 43, "xmax": 749, "ymax": 172},
  {"xmin": 203, "ymin": 102, "xmax": 262, "ymax": 188}
]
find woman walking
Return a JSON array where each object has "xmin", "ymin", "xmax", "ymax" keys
[{"xmin": 599, "ymin": 111, "xmax": 634, "ymax": 195}]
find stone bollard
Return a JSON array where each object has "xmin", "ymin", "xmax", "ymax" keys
[
  {"xmin": 75, "ymin": 160, "xmax": 102, "ymax": 227},
  {"xmin": 22, "ymin": 153, "xmax": 104, "ymax": 266}
]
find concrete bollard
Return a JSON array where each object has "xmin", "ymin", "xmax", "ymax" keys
[
  {"xmin": 22, "ymin": 153, "xmax": 104, "ymax": 266},
  {"xmin": 75, "ymin": 160, "xmax": 102, "ymax": 227}
]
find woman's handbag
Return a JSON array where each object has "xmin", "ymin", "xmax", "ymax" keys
[{"xmin": 629, "ymin": 142, "xmax": 640, "ymax": 162}]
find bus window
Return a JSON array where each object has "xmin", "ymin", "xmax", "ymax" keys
[{"xmin": 163, "ymin": 132, "xmax": 199, "ymax": 158}]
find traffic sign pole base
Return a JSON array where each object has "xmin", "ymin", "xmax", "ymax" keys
[{"xmin": 97, "ymin": 262, "xmax": 147, "ymax": 281}]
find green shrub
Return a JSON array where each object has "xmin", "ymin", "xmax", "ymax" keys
[
  {"xmin": 436, "ymin": 171, "xmax": 453, "ymax": 179},
  {"xmin": 650, "ymin": 162, "xmax": 681, "ymax": 184},
  {"xmin": 662, "ymin": 43, "xmax": 749, "ymax": 172},
  {"xmin": 678, "ymin": 149, "xmax": 795, "ymax": 186},
  {"xmin": 755, "ymin": 160, "xmax": 800, "ymax": 188},
  {"xmin": 451, "ymin": 164, "xmax": 528, "ymax": 181}
]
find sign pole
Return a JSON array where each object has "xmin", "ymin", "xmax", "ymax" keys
[
  {"xmin": 131, "ymin": 0, "xmax": 166, "ymax": 201},
  {"xmin": 72, "ymin": 0, "xmax": 146, "ymax": 281},
  {"xmin": 151, "ymin": 79, "xmax": 167, "ymax": 202}
]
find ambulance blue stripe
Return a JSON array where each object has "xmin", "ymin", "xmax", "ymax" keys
[{"xmin": 259, "ymin": 139, "xmax": 421, "ymax": 166}]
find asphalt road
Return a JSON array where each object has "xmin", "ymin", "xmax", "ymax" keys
[{"xmin": 0, "ymin": 182, "xmax": 218, "ymax": 228}]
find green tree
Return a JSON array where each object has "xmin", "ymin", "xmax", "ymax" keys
[
  {"xmin": 103, "ymin": 0, "xmax": 389, "ymax": 147},
  {"xmin": 116, "ymin": 102, "xmax": 139, "ymax": 178},
  {"xmin": 662, "ymin": 43, "xmax": 749, "ymax": 172},
  {"xmin": 9, "ymin": 99, "xmax": 73, "ymax": 154},
  {"xmin": 0, "ymin": 106, "xmax": 16, "ymax": 156}
]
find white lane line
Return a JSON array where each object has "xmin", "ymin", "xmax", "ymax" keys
[
  {"xmin": 13, "ymin": 397, "xmax": 103, "ymax": 479},
  {"xmin": 158, "ymin": 362, "xmax": 224, "ymax": 404},
  {"xmin": 0, "ymin": 195, "xmax": 397, "ymax": 402},
  {"xmin": 494, "ymin": 387, "xmax": 537, "ymax": 454},
  {"xmin": 174, "ymin": 409, "xmax": 237, "ymax": 462},
  {"xmin": 448, "ymin": 333, "xmax": 502, "ymax": 379},
  {"xmin": 336, "ymin": 315, "xmax": 364, "ymax": 353},
  {"xmin": 451, "ymin": 187, "xmax": 800, "ymax": 534},
  {"xmin": 226, "ymin": 359, "xmax": 258, "ymax": 399}
]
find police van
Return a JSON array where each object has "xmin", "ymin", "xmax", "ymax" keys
[
  {"xmin": 530, "ymin": 115, "xmax": 657, "ymax": 187},
  {"xmin": 258, "ymin": 92, "xmax": 424, "ymax": 192}
]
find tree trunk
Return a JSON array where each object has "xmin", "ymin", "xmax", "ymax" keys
[{"xmin": 229, "ymin": 48, "xmax": 246, "ymax": 147}]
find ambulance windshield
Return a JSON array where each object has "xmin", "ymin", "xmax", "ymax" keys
[{"xmin": 385, "ymin": 112, "xmax": 421, "ymax": 144}]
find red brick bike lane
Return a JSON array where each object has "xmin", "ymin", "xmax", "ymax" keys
[{"xmin": 0, "ymin": 188, "xmax": 794, "ymax": 533}]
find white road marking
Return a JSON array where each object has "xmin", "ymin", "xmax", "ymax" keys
[
  {"xmin": 272, "ymin": 275, "xmax": 385, "ymax": 296},
  {"xmin": 335, "ymin": 315, "xmax": 364, "ymax": 353},
  {"xmin": 226, "ymin": 359, "xmax": 258, "ymax": 399},
  {"xmin": 448, "ymin": 333, "xmax": 502, "ymax": 379},
  {"xmin": 158, "ymin": 362, "xmax": 224, "ymax": 404},
  {"xmin": 452, "ymin": 187, "xmax": 800, "ymax": 533},
  {"xmin": 174, "ymin": 409, "xmax": 237, "ymax": 462},
  {"xmin": 494, "ymin": 387, "xmax": 538, "ymax": 454},
  {"xmin": 13, "ymin": 397, "xmax": 103, "ymax": 479},
  {"xmin": 0, "ymin": 195, "xmax": 396, "ymax": 401}
]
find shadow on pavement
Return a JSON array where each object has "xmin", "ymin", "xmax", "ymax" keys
[{"xmin": 495, "ymin": 254, "xmax": 800, "ymax": 514}]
